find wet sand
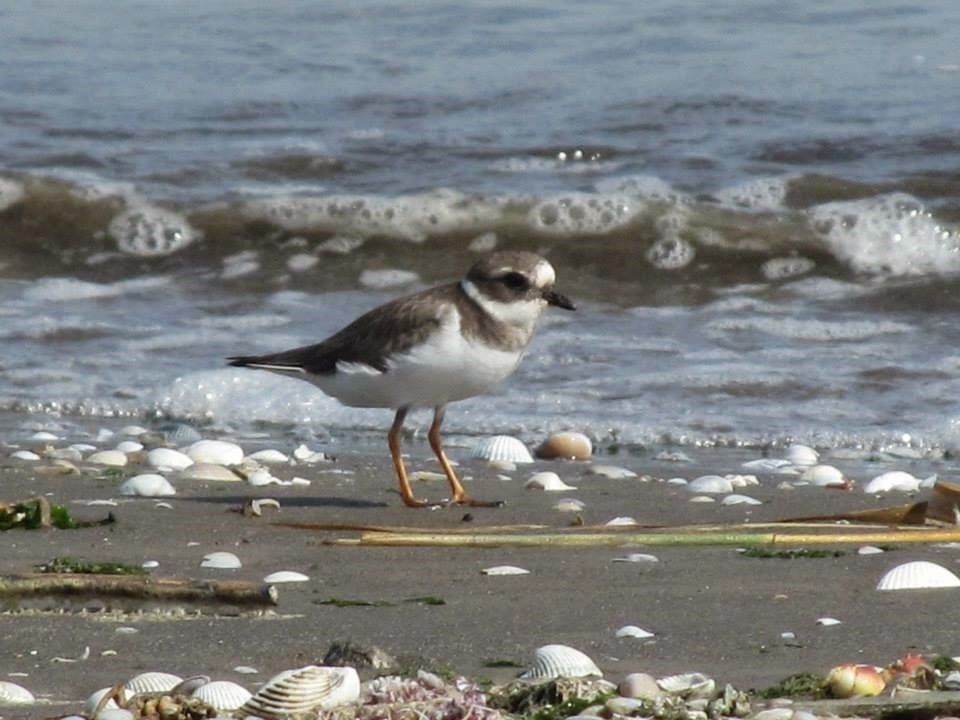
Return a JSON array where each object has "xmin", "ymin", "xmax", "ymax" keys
[{"xmin": 1, "ymin": 439, "xmax": 957, "ymax": 717}]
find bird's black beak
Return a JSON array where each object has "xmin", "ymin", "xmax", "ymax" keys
[{"xmin": 544, "ymin": 288, "xmax": 575, "ymax": 311}]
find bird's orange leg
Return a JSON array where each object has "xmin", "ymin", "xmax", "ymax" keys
[
  {"xmin": 429, "ymin": 406, "xmax": 503, "ymax": 507},
  {"xmin": 389, "ymin": 407, "xmax": 432, "ymax": 508}
]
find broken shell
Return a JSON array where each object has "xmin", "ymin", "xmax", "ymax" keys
[
  {"xmin": 146, "ymin": 448, "xmax": 193, "ymax": 471},
  {"xmin": 864, "ymin": 471, "xmax": 920, "ymax": 494},
  {"xmin": 525, "ymin": 472, "xmax": 577, "ymax": 491},
  {"xmin": 248, "ymin": 449, "xmax": 290, "ymax": 464},
  {"xmin": 0, "ymin": 681, "xmax": 35, "ymax": 704},
  {"xmin": 85, "ymin": 687, "xmax": 120, "ymax": 714},
  {"xmin": 785, "ymin": 443, "xmax": 819, "ymax": 466},
  {"xmin": 554, "ymin": 498, "xmax": 586, "ymax": 512},
  {"xmin": 721, "ymin": 494, "xmax": 762, "ymax": 506},
  {"xmin": 876, "ymin": 560, "xmax": 960, "ymax": 590},
  {"xmin": 858, "ymin": 546, "xmax": 885, "ymax": 555},
  {"xmin": 114, "ymin": 440, "xmax": 143, "ymax": 453},
  {"xmin": 615, "ymin": 625, "xmax": 654, "ymax": 639},
  {"xmin": 824, "ymin": 663, "xmax": 886, "ymax": 698},
  {"xmin": 584, "ymin": 465, "xmax": 637, "ymax": 479},
  {"xmin": 191, "ymin": 680, "xmax": 252, "ymax": 711},
  {"xmin": 186, "ymin": 439, "xmax": 244, "ymax": 466},
  {"xmin": 118, "ymin": 474, "xmax": 176, "ymax": 497},
  {"xmin": 263, "ymin": 571, "xmax": 310, "ymax": 583},
  {"xmin": 123, "ymin": 671, "xmax": 183, "ymax": 695},
  {"xmin": 816, "ymin": 617, "xmax": 842, "ymax": 626},
  {"xmin": 470, "ymin": 435, "xmax": 534, "ymax": 464},
  {"xmin": 535, "ymin": 431, "xmax": 592, "ymax": 460},
  {"xmin": 520, "ymin": 644, "xmax": 602, "ymax": 681},
  {"xmin": 179, "ymin": 463, "xmax": 242, "ymax": 482},
  {"xmin": 656, "ymin": 672, "xmax": 715, "ymax": 699},
  {"xmin": 688, "ymin": 475, "xmax": 734, "ymax": 494},
  {"xmin": 86, "ymin": 450, "xmax": 128, "ymax": 467},
  {"xmin": 293, "ymin": 444, "xmax": 327, "ymax": 463},
  {"xmin": 481, "ymin": 565, "xmax": 530, "ymax": 576},
  {"xmin": 201, "ymin": 551, "xmax": 242, "ymax": 570},
  {"xmin": 241, "ymin": 666, "xmax": 360, "ymax": 717},
  {"xmin": 605, "ymin": 516, "xmax": 638, "ymax": 526},
  {"xmin": 611, "ymin": 553, "xmax": 659, "ymax": 563}
]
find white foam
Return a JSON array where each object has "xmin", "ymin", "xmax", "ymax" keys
[
  {"xmin": 0, "ymin": 177, "xmax": 25, "ymax": 211},
  {"xmin": 714, "ymin": 177, "xmax": 791, "ymax": 212},
  {"xmin": 358, "ymin": 268, "xmax": 419, "ymax": 289},
  {"xmin": 108, "ymin": 201, "xmax": 200, "ymax": 257},
  {"xmin": 707, "ymin": 315, "xmax": 913, "ymax": 342},
  {"xmin": 528, "ymin": 192, "xmax": 641, "ymax": 236},
  {"xmin": 810, "ymin": 193, "xmax": 960, "ymax": 276},
  {"xmin": 21, "ymin": 275, "xmax": 170, "ymax": 303}
]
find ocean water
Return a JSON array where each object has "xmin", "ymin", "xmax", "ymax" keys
[{"xmin": 3, "ymin": 1, "xmax": 960, "ymax": 453}]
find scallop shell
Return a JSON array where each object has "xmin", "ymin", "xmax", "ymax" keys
[
  {"xmin": 0, "ymin": 681, "xmax": 35, "ymax": 704},
  {"xmin": 147, "ymin": 447, "xmax": 194, "ymax": 470},
  {"xmin": 191, "ymin": 680, "xmax": 252, "ymax": 711},
  {"xmin": 201, "ymin": 551, "xmax": 242, "ymax": 570},
  {"xmin": 186, "ymin": 439, "xmax": 244, "ymax": 466},
  {"xmin": 520, "ymin": 644, "xmax": 602, "ymax": 680},
  {"xmin": 584, "ymin": 465, "xmax": 637, "ymax": 479},
  {"xmin": 470, "ymin": 435, "xmax": 534, "ymax": 464},
  {"xmin": 123, "ymin": 671, "xmax": 183, "ymax": 695},
  {"xmin": 248, "ymin": 449, "xmax": 290, "ymax": 464},
  {"xmin": 800, "ymin": 464, "xmax": 844, "ymax": 486},
  {"xmin": 263, "ymin": 571, "xmax": 310, "ymax": 583},
  {"xmin": 876, "ymin": 561, "xmax": 960, "ymax": 590},
  {"xmin": 119, "ymin": 473, "xmax": 176, "ymax": 497},
  {"xmin": 535, "ymin": 431, "xmax": 592, "ymax": 460},
  {"xmin": 241, "ymin": 666, "xmax": 360, "ymax": 717},
  {"xmin": 481, "ymin": 565, "xmax": 530, "ymax": 576},
  {"xmin": 86, "ymin": 450, "xmax": 129, "ymax": 467},
  {"xmin": 525, "ymin": 472, "xmax": 577, "ymax": 491},
  {"xmin": 615, "ymin": 625, "xmax": 654, "ymax": 639},
  {"xmin": 784, "ymin": 443, "xmax": 819, "ymax": 466},
  {"xmin": 864, "ymin": 471, "xmax": 920, "ymax": 494},
  {"xmin": 687, "ymin": 475, "xmax": 733, "ymax": 494},
  {"xmin": 179, "ymin": 463, "xmax": 242, "ymax": 482}
]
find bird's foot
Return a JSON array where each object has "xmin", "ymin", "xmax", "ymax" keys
[
  {"xmin": 401, "ymin": 494, "xmax": 442, "ymax": 509},
  {"xmin": 448, "ymin": 495, "xmax": 505, "ymax": 508}
]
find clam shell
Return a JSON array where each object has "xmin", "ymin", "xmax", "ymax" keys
[
  {"xmin": 721, "ymin": 494, "xmax": 761, "ymax": 506},
  {"xmin": 656, "ymin": 672, "xmax": 715, "ymax": 699},
  {"xmin": 584, "ymin": 465, "xmax": 637, "ymax": 479},
  {"xmin": 241, "ymin": 666, "xmax": 360, "ymax": 716},
  {"xmin": 520, "ymin": 644, "xmax": 603, "ymax": 680},
  {"xmin": 186, "ymin": 439, "xmax": 244, "ymax": 466},
  {"xmin": 605, "ymin": 516, "xmax": 638, "ymax": 526},
  {"xmin": 0, "ymin": 681, "xmax": 35, "ymax": 704},
  {"xmin": 535, "ymin": 432, "xmax": 592, "ymax": 460},
  {"xmin": 785, "ymin": 443, "xmax": 818, "ymax": 466},
  {"xmin": 86, "ymin": 450, "xmax": 128, "ymax": 467},
  {"xmin": 179, "ymin": 463, "xmax": 242, "ymax": 482},
  {"xmin": 85, "ymin": 687, "xmax": 120, "ymax": 714},
  {"xmin": 123, "ymin": 671, "xmax": 183, "ymax": 695},
  {"xmin": 615, "ymin": 625, "xmax": 654, "ymax": 639},
  {"xmin": 864, "ymin": 471, "xmax": 920, "ymax": 494},
  {"xmin": 470, "ymin": 435, "xmax": 534, "ymax": 464},
  {"xmin": 611, "ymin": 553, "xmax": 659, "ymax": 563},
  {"xmin": 525, "ymin": 472, "xmax": 577, "ymax": 491},
  {"xmin": 248, "ymin": 449, "xmax": 290, "ymax": 464},
  {"xmin": 191, "ymin": 680, "xmax": 252, "ymax": 710},
  {"xmin": 119, "ymin": 425, "xmax": 149, "ymax": 436},
  {"xmin": 147, "ymin": 447, "xmax": 194, "ymax": 471},
  {"xmin": 554, "ymin": 498, "xmax": 586, "ymax": 512},
  {"xmin": 800, "ymin": 464, "xmax": 844, "ymax": 486},
  {"xmin": 687, "ymin": 475, "xmax": 733, "ymax": 494},
  {"xmin": 11, "ymin": 450, "xmax": 40, "ymax": 461},
  {"xmin": 263, "ymin": 571, "xmax": 310, "ymax": 583},
  {"xmin": 876, "ymin": 560, "xmax": 960, "ymax": 590},
  {"xmin": 858, "ymin": 545, "xmax": 885, "ymax": 555},
  {"xmin": 115, "ymin": 440, "xmax": 144, "ymax": 453},
  {"xmin": 481, "ymin": 565, "xmax": 530, "ymax": 576},
  {"xmin": 119, "ymin": 473, "xmax": 176, "ymax": 497},
  {"xmin": 201, "ymin": 551, "xmax": 242, "ymax": 570}
]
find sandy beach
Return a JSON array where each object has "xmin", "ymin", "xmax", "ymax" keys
[{"xmin": 1, "ymin": 435, "xmax": 957, "ymax": 718}]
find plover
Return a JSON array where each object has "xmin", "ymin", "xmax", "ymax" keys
[{"xmin": 227, "ymin": 251, "xmax": 575, "ymax": 507}]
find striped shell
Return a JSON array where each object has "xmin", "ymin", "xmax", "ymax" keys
[
  {"xmin": 191, "ymin": 680, "xmax": 252, "ymax": 710},
  {"xmin": 241, "ymin": 666, "xmax": 359, "ymax": 717},
  {"xmin": 0, "ymin": 681, "xmax": 35, "ymax": 704},
  {"xmin": 123, "ymin": 671, "xmax": 183, "ymax": 695},
  {"xmin": 876, "ymin": 561, "xmax": 960, "ymax": 591},
  {"xmin": 470, "ymin": 435, "xmax": 534, "ymax": 464},
  {"xmin": 520, "ymin": 644, "xmax": 602, "ymax": 681}
]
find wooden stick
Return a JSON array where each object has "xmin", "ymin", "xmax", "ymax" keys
[{"xmin": 0, "ymin": 575, "xmax": 278, "ymax": 606}]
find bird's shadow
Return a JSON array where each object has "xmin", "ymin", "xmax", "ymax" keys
[{"xmin": 182, "ymin": 494, "xmax": 387, "ymax": 509}]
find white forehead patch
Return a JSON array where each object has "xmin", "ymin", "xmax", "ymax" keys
[{"xmin": 531, "ymin": 260, "xmax": 556, "ymax": 288}]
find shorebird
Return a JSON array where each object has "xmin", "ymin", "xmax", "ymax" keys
[{"xmin": 228, "ymin": 251, "xmax": 575, "ymax": 507}]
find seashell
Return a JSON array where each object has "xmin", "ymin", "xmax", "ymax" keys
[
  {"xmin": 605, "ymin": 516, "xmax": 638, "ymax": 526},
  {"xmin": 615, "ymin": 625, "xmax": 654, "ymax": 639},
  {"xmin": 142, "ymin": 560, "xmax": 159, "ymax": 569},
  {"xmin": 687, "ymin": 475, "xmax": 733, "ymax": 494},
  {"xmin": 535, "ymin": 431, "xmax": 592, "ymax": 460},
  {"xmin": 554, "ymin": 498, "xmax": 586, "ymax": 512},
  {"xmin": 179, "ymin": 463, "xmax": 241, "ymax": 482},
  {"xmin": 247, "ymin": 468, "xmax": 282, "ymax": 486},
  {"xmin": 876, "ymin": 560, "xmax": 960, "ymax": 590},
  {"xmin": 11, "ymin": 450, "xmax": 40, "ymax": 461},
  {"xmin": 124, "ymin": 671, "xmax": 183, "ymax": 695},
  {"xmin": 525, "ymin": 471, "xmax": 577, "ymax": 491},
  {"xmin": 119, "ymin": 473, "xmax": 176, "ymax": 497},
  {"xmin": 162, "ymin": 423, "xmax": 203, "ymax": 445},
  {"xmin": 721, "ymin": 494, "xmax": 762, "ymax": 506},
  {"xmin": 47, "ymin": 447, "xmax": 83, "ymax": 462},
  {"xmin": 666, "ymin": 477, "xmax": 688, "ymax": 485},
  {"xmin": 689, "ymin": 495, "xmax": 715, "ymax": 503},
  {"xmin": 85, "ymin": 687, "xmax": 120, "ymax": 714},
  {"xmin": 119, "ymin": 425, "xmax": 149, "ymax": 437},
  {"xmin": 86, "ymin": 450, "xmax": 128, "ymax": 467},
  {"xmin": 98, "ymin": 710, "xmax": 135, "ymax": 720},
  {"xmin": 816, "ymin": 617, "xmax": 842, "ymax": 626},
  {"xmin": 147, "ymin": 447, "xmax": 194, "ymax": 471},
  {"xmin": 520, "ymin": 644, "xmax": 603, "ymax": 680},
  {"xmin": 29, "ymin": 431, "xmax": 59, "ymax": 442},
  {"xmin": 293, "ymin": 444, "xmax": 327, "ymax": 463},
  {"xmin": 612, "ymin": 553, "xmax": 659, "ymax": 563},
  {"xmin": 114, "ymin": 440, "xmax": 143, "ymax": 453},
  {"xmin": 858, "ymin": 545, "xmax": 885, "ymax": 555},
  {"xmin": 248, "ymin": 449, "xmax": 290, "ymax": 464},
  {"xmin": 605, "ymin": 697, "xmax": 646, "ymax": 716},
  {"xmin": 785, "ymin": 443, "xmax": 818, "ymax": 466},
  {"xmin": 191, "ymin": 680, "xmax": 252, "ymax": 710},
  {"xmin": 186, "ymin": 439, "xmax": 244, "ymax": 466},
  {"xmin": 481, "ymin": 565, "xmax": 530, "ymax": 576},
  {"xmin": 742, "ymin": 458, "xmax": 792, "ymax": 472},
  {"xmin": 263, "ymin": 571, "xmax": 310, "ymax": 583},
  {"xmin": 241, "ymin": 666, "xmax": 360, "ymax": 716},
  {"xmin": 585, "ymin": 465, "xmax": 637, "ymax": 479},
  {"xmin": 0, "ymin": 681, "xmax": 35, "ymax": 704},
  {"xmin": 656, "ymin": 672, "xmax": 715, "ymax": 699},
  {"xmin": 800, "ymin": 464, "xmax": 844, "ymax": 486},
  {"xmin": 618, "ymin": 672, "xmax": 662, "ymax": 700},
  {"xmin": 489, "ymin": 459, "xmax": 516, "ymax": 472},
  {"xmin": 864, "ymin": 471, "xmax": 920, "ymax": 494},
  {"xmin": 470, "ymin": 435, "xmax": 534, "ymax": 464},
  {"xmin": 234, "ymin": 666, "xmax": 259, "ymax": 674},
  {"xmin": 201, "ymin": 551, "xmax": 242, "ymax": 570},
  {"xmin": 174, "ymin": 675, "xmax": 212, "ymax": 695},
  {"xmin": 824, "ymin": 663, "xmax": 886, "ymax": 698}
]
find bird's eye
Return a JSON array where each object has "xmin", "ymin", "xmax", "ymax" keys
[{"xmin": 502, "ymin": 272, "xmax": 529, "ymax": 290}]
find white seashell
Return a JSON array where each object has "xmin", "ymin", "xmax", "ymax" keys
[
  {"xmin": 481, "ymin": 565, "xmax": 530, "ymax": 576},
  {"xmin": 858, "ymin": 545, "xmax": 885, "ymax": 555},
  {"xmin": 201, "ymin": 551, "xmax": 242, "ymax": 570},
  {"xmin": 615, "ymin": 625, "xmax": 654, "ymax": 639},
  {"xmin": 471, "ymin": 435, "xmax": 534, "ymax": 464},
  {"xmin": 489, "ymin": 459, "xmax": 517, "ymax": 472},
  {"xmin": 191, "ymin": 680, "xmax": 252, "ymax": 711},
  {"xmin": 154, "ymin": 501, "xmax": 174, "ymax": 510},
  {"xmin": 721, "ymin": 494, "xmax": 762, "ymax": 506},
  {"xmin": 234, "ymin": 666, "xmax": 259, "ymax": 674},
  {"xmin": 263, "ymin": 571, "xmax": 310, "ymax": 583},
  {"xmin": 816, "ymin": 617, "xmax": 842, "ymax": 626},
  {"xmin": 689, "ymin": 495, "xmax": 716, "ymax": 503},
  {"xmin": 801, "ymin": 464, "xmax": 844, "ymax": 486},
  {"xmin": 242, "ymin": 666, "xmax": 360, "ymax": 716},
  {"xmin": 742, "ymin": 458, "xmax": 792, "ymax": 472},
  {"xmin": 687, "ymin": 475, "xmax": 733, "ymax": 494},
  {"xmin": 553, "ymin": 498, "xmax": 586, "ymax": 512},
  {"xmin": 584, "ymin": 465, "xmax": 637, "ymax": 479},
  {"xmin": 248, "ymin": 449, "xmax": 290, "ymax": 464},
  {"xmin": 0, "ymin": 681, "xmax": 35, "ymax": 704},
  {"xmin": 525, "ymin": 471, "xmax": 577, "ymax": 491},
  {"xmin": 186, "ymin": 439, "xmax": 244, "ymax": 466},
  {"xmin": 85, "ymin": 687, "xmax": 120, "ymax": 714},
  {"xmin": 11, "ymin": 450, "xmax": 40, "ymax": 461},
  {"xmin": 29, "ymin": 431, "xmax": 59, "ymax": 442},
  {"xmin": 247, "ymin": 468, "xmax": 282, "ymax": 486},
  {"xmin": 666, "ymin": 477, "xmax": 688, "ymax": 485},
  {"xmin": 119, "ymin": 473, "xmax": 176, "ymax": 497},
  {"xmin": 47, "ymin": 447, "xmax": 83, "ymax": 462},
  {"xmin": 785, "ymin": 443, "xmax": 819, "ymax": 466},
  {"xmin": 114, "ymin": 440, "xmax": 143, "ymax": 453},
  {"xmin": 124, "ymin": 671, "xmax": 183, "ymax": 695},
  {"xmin": 142, "ymin": 560, "xmax": 159, "ymax": 569},
  {"xmin": 612, "ymin": 553, "xmax": 659, "ymax": 563},
  {"xmin": 605, "ymin": 516, "xmax": 638, "ymax": 526},
  {"xmin": 877, "ymin": 560, "xmax": 960, "ymax": 590},
  {"xmin": 119, "ymin": 425, "xmax": 149, "ymax": 437},
  {"xmin": 98, "ymin": 710, "xmax": 135, "ymax": 720},
  {"xmin": 293, "ymin": 444, "xmax": 327, "ymax": 463},
  {"xmin": 179, "ymin": 463, "xmax": 241, "ymax": 482},
  {"xmin": 520, "ymin": 644, "xmax": 602, "ymax": 680},
  {"xmin": 96, "ymin": 428, "xmax": 116, "ymax": 442},
  {"xmin": 147, "ymin": 448, "xmax": 194, "ymax": 470},
  {"xmin": 86, "ymin": 450, "xmax": 128, "ymax": 467},
  {"xmin": 656, "ymin": 672, "xmax": 715, "ymax": 699},
  {"xmin": 728, "ymin": 473, "xmax": 759, "ymax": 487},
  {"xmin": 864, "ymin": 471, "xmax": 920, "ymax": 494},
  {"xmin": 618, "ymin": 672, "xmax": 662, "ymax": 700}
]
